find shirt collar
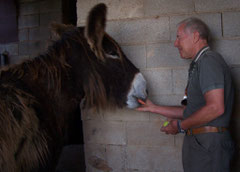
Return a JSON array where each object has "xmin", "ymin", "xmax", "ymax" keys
[{"xmin": 193, "ymin": 46, "xmax": 210, "ymax": 63}]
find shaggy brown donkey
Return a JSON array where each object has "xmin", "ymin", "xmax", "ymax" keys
[{"xmin": 0, "ymin": 3, "xmax": 147, "ymax": 172}]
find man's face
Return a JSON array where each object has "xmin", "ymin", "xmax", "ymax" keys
[{"xmin": 174, "ymin": 24, "xmax": 195, "ymax": 59}]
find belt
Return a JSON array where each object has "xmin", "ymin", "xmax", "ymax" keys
[{"xmin": 186, "ymin": 126, "xmax": 227, "ymax": 135}]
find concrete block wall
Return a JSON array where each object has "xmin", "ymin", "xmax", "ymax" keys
[
  {"xmin": 77, "ymin": 0, "xmax": 240, "ymax": 172},
  {"xmin": 0, "ymin": 0, "xmax": 62, "ymax": 65}
]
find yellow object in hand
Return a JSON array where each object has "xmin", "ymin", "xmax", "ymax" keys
[{"xmin": 163, "ymin": 121, "xmax": 169, "ymax": 127}]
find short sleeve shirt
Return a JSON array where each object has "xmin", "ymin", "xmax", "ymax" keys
[{"xmin": 183, "ymin": 48, "xmax": 234, "ymax": 127}]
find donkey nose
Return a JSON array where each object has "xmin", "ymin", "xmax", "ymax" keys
[
  {"xmin": 126, "ymin": 73, "xmax": 148, "ymax": 109},
  {"xmin": 139, "ymin": 88, "xmax": 148, "ymax": 101}
]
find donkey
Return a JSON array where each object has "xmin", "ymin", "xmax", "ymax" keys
[{"xmin": 0, "ymin": 3, "xmax": 147, "ymax": 172}]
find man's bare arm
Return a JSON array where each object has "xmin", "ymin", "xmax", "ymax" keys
[
  {"xmin": 136, "ymin": 99, "xmax": 185, "ymax": 119},
  {"xmin": 181, "ymin": 88, "xmax": 224, "ymax": 130}
]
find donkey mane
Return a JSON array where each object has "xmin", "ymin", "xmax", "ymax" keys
[
  {"xmin": 0, "ymin": 30, "xmax": 77, "ymax": 172},
  {"xmin": 0, "ymin": 3, "xmax": 148, "ymax": 171},
  {"xmin": 0, "ymin": 25, "xmax": 115, "ymax": 171},
  {"xmin": 0, "ymin": 24, "xmax": 123, "ymax": 115}
]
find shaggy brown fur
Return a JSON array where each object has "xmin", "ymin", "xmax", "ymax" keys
[
  {"xmin": 0, "ymin": 32, "xmax": 71, "ymax": 171},
  {"xmin": 0, "ymin": 26, "xmax": 107, "ymax": 172},
  {"xmin": 0, "ymin": 3, "xmax": 140, "ymax": 171}
]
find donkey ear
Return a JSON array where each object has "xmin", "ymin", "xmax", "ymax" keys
[
  {"xmin": 50, "ymin": 22, "xmax": 75, "ymax": 40},
  {"xmin": 85, "ymin": 3, "xmax": 107, "ymax": 61}
]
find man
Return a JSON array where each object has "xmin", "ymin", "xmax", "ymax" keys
[{"xmin": 137, "ymin": 17, "xmax": 235, "ymax": 172}]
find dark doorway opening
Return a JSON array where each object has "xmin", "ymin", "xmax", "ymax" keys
[
  {"xmin": 62, "ymin": 0, "xmax": 77, "ymax": 26},
  {"xmin": 56, "ymin": 105, "xmax": 86, "ymax": 172},
  {"xmin": 0, "ymin": 0, "xmax": 18, "ymax": 44},
  {"xmin": 57, "ymin": 1, "xmax": 86, "ymax": 171}
]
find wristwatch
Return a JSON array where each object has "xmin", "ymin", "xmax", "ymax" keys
[{"xmin": 177, "ymin": 120, "xmax": 185, "ymax": 133}]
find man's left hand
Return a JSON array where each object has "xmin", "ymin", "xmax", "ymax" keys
[{"xmin": 161, "ymin": 120, "xmax": 178, "ymax": 135}]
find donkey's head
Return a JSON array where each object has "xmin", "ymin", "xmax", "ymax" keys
[{"xmin": 51, "ymin": 3, "xmax": 147, "ymax": 110}]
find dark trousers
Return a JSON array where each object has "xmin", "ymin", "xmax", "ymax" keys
[{"xmin": 182, "ymin": 132, "xmax": 235, "ymax": 172}]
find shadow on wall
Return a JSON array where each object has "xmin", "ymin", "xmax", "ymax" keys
[
  {"xmin": 229, "ymin": 75, "xmax": 240, "ymax": 171},
  {"xmin": 211, "ymin": 38, "xmax": 239, "ymax": 172}
]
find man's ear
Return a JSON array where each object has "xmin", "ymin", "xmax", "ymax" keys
[{"xmin": 193, "ymin": 31, "xmax": 200, "ymax": 43}]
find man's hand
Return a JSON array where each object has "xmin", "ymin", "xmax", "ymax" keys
[
  {"xmin": 136, "ymin": 99, "xmax": 156, "ymax": 112},
  {"xmin": 161, "ymin": 120, "xmax": 178, "ymax": 135}
]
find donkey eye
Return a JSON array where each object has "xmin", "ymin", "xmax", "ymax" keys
[
  {"xmin": 108, "ymin": 51, "xmax": 118, "ymax": 55},
  {"xmin": 105, "ymin": 52, "xmax": 120, "ymax": 59}
]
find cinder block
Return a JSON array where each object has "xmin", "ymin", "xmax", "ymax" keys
[
  {"xmin": 126, "ymin": 145, "xmax": 183, "ymax": 171},
  {"xmin": 77, "ymin": 0, "xmax": 143, "ymax": 23},
  {"xmin": 19, "ymin": 29, "xmax": 29, "ymax": 42},
  {"xmin": 144, "ymin": 0, "xmax": 194, "ymax": 16},
  {"xmin": 18, "ymin": 15, "xmax": 39, "ymax": 29},
  {"xmin": 126, "ymin": 121, "xmax": 175, "ymax": 146},
  {"xmin": 0, "ymin": 44, "xmax": 5, "ymax": 53},
  {"xmin": 172, "ymin": 68, "xmax": 189, "ymax": 94},
  {"xmin": 146, "ymin": 43, "xmax": 189, "ymax": 68},
  {"xmin": 213, "ymin": 39, "xmax": 240, "ymax": 65},
  {"xmin": 223, "ymin": 12, "xmax": 240, "ymax": 37},
  {"xmin": 106, "ymin": 17, "xmax": 169, "ymax": 44},
  {"xmin": 19, "ymin": 41, "xmax": 29, "ymax": 56},
  {"xmin": 76, "ymin": 0, "xmax": 98, "ymax": 25},
  {"xmin": 149, "ymin": 111, "xmax": 169, "ymax": 123},
  {"xmin": 5, "ymin": 43, "xmax": 18, "ymax": 56},
  {"xmin": 39, "ymin": 0, "xmax": 61, "ymax": 13},
  {"xmin": 98, "ymin": 0, "xmax": 144, "ymax": 20},
  {"xmin": 77, "ymin": 19, "xmax": 84, "ymax": 27},
  {"xmin": 174, "ymin": 134, "xmax": 184, "ymax": 150},
  {"xmin": 106, "ymin": 145, "xmax": 126, "ymax": 171},
  {"xmin": 121, "ymin": 45, "xmax": 146, "ymax": 69},
  {"xmin": 105, "ymin": 21, "xmax": 122, "ymax": 43},
  {"xmin": 81, "ymin": 107, "xmax": 149, "ymax": 122},
  {"xmin": 19, "ymin": 1, "xmax": 40, "ymax": 15},
  {"xmin": 40, "ymin": 12, "xmax": 62, "ymax": 26},
  {"xmin": 142, "ymin": 69, "xmax": 172, "ymax": 96},
  {"xmin": 29, "ymin": 27, "xmax": 50, "ymax": 41},
  {"xmin": 81, "ymin": 108, "xmax": 105, "ymax": 121},
  {"xmin": 83, "ymin": 120, "xmax": 126, "ymax": 145},
  {"xmin": 170, "ymin": 13, "xmax": 222, "ymax": 41},
  {"xmin": 103, "ymin": 108, "xmax": 150, "ymax": 122},
  {"xmin": 195, "ymin": 0, "xmax": 240, "ymax": 12},
  {"xmin": 140, "ymin": 17, "xmax": 170, "ymax": 43},
  {"xmin": 84, "ymin": 143, "xmax": 107, "ymax": 172},
  {"xmin": 28, "ymin": 40, "xmax": 47, "ymax": 56},
  {"xmin": 126, "ymin": 170, "xmax": 149, "ymax": 172},
  {"xmin": 148, "ymin": 94, "xmax": 184, "ymax": 107},
  {"xmin": 144, "ymin": 95, "xmax": 184, "ymax": 122}
]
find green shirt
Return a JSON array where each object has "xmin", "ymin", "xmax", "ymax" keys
[{"xmin": 183, "ymin": 48, "xmax": 234, "ymax": 127}]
